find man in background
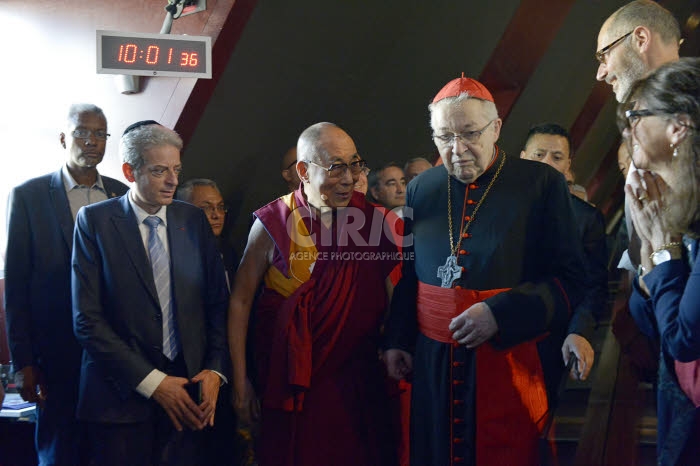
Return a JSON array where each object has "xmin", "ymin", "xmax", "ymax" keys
[
  {"xmin": 404, "ymin": 157, "xmax": 432, "ymax": 183},
  {"xmin": 176, "ymin": 178, "xmax": 238, "ymax": 288},
  {"xmin": 520, "ymin": 123, "xmax": 608, "ymax": 382},
  {"xmin": 280, "ymin": 147, "xmax": 301, "ymax": 192},
  {"xmin": 368, "ymin": 162, "xmax": 407, "ymax": 215},
  {"xmin": 596, "ymin": 0, "xmax": 681, "ymax": 104},
  {"xmin": 5, "ymin": 103, "xmax": 128, "ymax": 465}
]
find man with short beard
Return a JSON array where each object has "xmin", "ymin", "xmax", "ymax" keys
[{"xmin": 595, "ymin": 0, "xmax": 680, "ymax": 104}]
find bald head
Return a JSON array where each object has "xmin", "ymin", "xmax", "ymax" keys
[
  {"xmin": 596, "ymin": 0, "xmax": 681, "ymax": 102},
  {"xmin": 298, "ymin": 122, "xmax": 356, "ymax": 165},
  {"xmin": 603, "ymin": 0, "xmax": 680, "ymax": 46}
]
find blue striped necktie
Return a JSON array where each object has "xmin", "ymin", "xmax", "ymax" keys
[{"xmin": 143, "ymin": 216, "xmax": 180, "ymax": 360}]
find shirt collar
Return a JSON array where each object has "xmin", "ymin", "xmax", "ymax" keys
[
  {"xmin": 128, "ymin": 191, "xmax": 168, "ymax": 227},
  {"xmin": 61, "ymin": 164, "xmax": 106, "ymax": 192}
]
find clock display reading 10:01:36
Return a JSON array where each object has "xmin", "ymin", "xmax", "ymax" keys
[{"xmin": 98, "ymin": 31, "xmax": 211, "ymax": 78}]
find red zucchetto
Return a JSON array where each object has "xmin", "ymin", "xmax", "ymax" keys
[{"xmin": 432, "ymin": 73, "xmax": 495, "ymax": 104}]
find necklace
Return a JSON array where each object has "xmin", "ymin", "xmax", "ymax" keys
[{"xmin": 437, "ymin": 149, "xmax": 506, "ymax": 288}]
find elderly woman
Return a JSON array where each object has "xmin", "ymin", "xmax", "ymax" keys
[{"xmin": 623, "ymin": 57, "xmax": 700, "ymax": 466}]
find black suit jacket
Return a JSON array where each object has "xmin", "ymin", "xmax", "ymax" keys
[
  {"xmin": 5, "ymin": 169, "xmax": 128, "ymax": 386},
  {"xmin": 71, "ymin": 195, "xmax": 229, "ymax": 423},
  {"xmin": 568, "ymin": 195, "xmax": 608, "ymax": 342}
]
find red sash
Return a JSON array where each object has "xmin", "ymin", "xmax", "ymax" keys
[{"xmin": 417, "ymin": 281, "xmax": 549, "ymax": 466}]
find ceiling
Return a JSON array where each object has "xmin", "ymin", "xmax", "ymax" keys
[
  {"xmin": 3, "ymin": 0, "xmax": 698, "ymax": 250},
  {"xmin": 180, "ymin": 0, "xmax": 700, "ymax": 246}
]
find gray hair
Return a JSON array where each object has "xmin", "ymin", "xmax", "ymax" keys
[
  {"xmin": 428, "ymin": 93, "xmax": 499, "ymax": 130},
  {"xmin": 176, "ymin": 178, "xmax": 220, "ymax": 202},
  {"xmin": 608, "ymin": 0, "xmax": 681, "ymax": 46},
  {"xmin": 67, "ymin": 103, "xmax": 106, "ymax": 126},
  {"xmin": 120, "ymin": 124, "xmax": 183, "ymax": 173},
  {"xmin": 404, "ymin": 157, "xmax": 432, "ymax": 171}
]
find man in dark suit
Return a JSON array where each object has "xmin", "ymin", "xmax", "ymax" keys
[
  {"xmin": 5, "ymin": 103, "xmax": 128, "ymax": 465},
  {"xmin": 71, "ymin": 121, "xmax": 229, "ymax": 466},
  {"xmin": 520, "ymin": 123, "xmax": 608, "ymax": 385}
]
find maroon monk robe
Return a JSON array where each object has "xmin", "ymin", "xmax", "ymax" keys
[{"xmin": 253, "ymin": 189, "xmax": 399, "ymax": 466}]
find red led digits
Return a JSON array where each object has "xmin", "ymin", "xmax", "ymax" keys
[
  {"xmin": 167, "ymin": 48, "xmax": 173, "ymax": 64},
  {"xmin": 145, "ymin": 45, "xmax": 159, "ymax": 65},
  {"xmin": 122, "ymin": 44, "xmax": 138, "ymax": 63},
  {"xmin": 179, "ymin": 52, "xmax": 200, "ymax": 67}
]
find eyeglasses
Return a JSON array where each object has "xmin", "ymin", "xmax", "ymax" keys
[
  {"xmin": 284, "ymin": 160, "xmax": 297, "ymax": 170},
  {"xmin": 147, "ymin": 166, "xmax": 183, "ymax": 178},
  {"xmin": 306, "ymin": 159, "xmax": 369, "ymax": 178},
  {"xmin": 432, "ymin": 119, "xmax": 495, "ymax": 147},
  {"xmin": 72, "ymin": 129, "xmax": 110, "ymax": 140},
  {"xmin": 200, "ymin": 204, "xmax": 227, "ymax": 215},
  {"xmin": 595, "ymin": 31, "xmax": 633, "ymax": 64},
  {"xmin": 624, "ymin": 109, "xmax": 658, "ymax": 128}
]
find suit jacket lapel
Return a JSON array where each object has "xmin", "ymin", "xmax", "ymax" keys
[
  {"xmin": 112, "ymin": 195, "xmax": 160, "ymax": 307},
  {"xmin": 103, "ymin": 177, "xmax": 124, "ymax": 199},
  {"xmin": 49, "ymin": 169, "xmax": 75, "ymax": 251}
]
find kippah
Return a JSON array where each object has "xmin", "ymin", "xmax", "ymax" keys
[
  {"xmin": 122, "ymin": 120, "xmax": 161, "ymax": 136},
  {"xmin": 432, "ymin": 73, "xmax": 494, "ymax": 104}
]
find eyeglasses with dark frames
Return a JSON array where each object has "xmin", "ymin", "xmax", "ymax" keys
[
  {"xmin": 284, "ymin": 160, "xmax": 297, "ymax": 170},
  {"xmin": 624, "ymin": 109, "xmax": 658, "ymax": 128},
  {"xmin": 623, "ymin": 109, "xmax": 698, "ymax": 131},
  {"xmin": 432, "ymin": 119, "xmax": 495, "ymax": 147},
  {"xmin": 595, "ymin": 31, "xmax": 633, "ymax": 64},
  {"xmin": 306, "ymin": 159, "xmax": 368, "ymax": 178}
]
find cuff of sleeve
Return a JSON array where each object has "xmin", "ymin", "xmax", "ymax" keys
[
  {"xmin": 210, "ymin": 370, "xmax": 227, "ymax": 385},
  {"xmin": 135, "ymin": 369, "xmax": 167, "ymax": 399}
]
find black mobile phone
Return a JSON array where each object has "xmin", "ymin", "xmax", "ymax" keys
[{"xmin": 185, "ymin": 381, "xmax": 202, "ymax": 403}]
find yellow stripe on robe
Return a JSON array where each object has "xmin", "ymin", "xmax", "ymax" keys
[{"xmin": 263, "ymin": 192, "xmax": 318, "ymax": 298}]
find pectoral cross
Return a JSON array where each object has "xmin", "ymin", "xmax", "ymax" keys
[{"xmin": 437, "ymin": 255, "xmax": 462, "ymax": 288}]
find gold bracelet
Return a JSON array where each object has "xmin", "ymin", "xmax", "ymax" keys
[{"xmin": 649, "ymin": 242, "xmax": 683, "ymax": 260}]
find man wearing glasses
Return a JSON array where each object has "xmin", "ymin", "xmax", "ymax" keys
[
  {"xmin": 383, "ymin": 76, "xmax": 584, "ymax": 466},
  {"xmin": 5, "ymin": 103, "xmax": 128, "ymax": 465},
  {"xmin": 596, "ymin": 1, "xmax": 681, "ymax": 383},
  {"xmin": 228, "ymin": 122, "xmax": 400, "ymax": 466},
  {"xmin": 280, "ymin": 146, "xmax": 301, "ymax": 193},
  {"xmin": 176, "ymin": 179, "xmax": 237, "ymax": 287},
  {"xmin": 596, "ymin": 0, "xmax": 681, "ymax": 104}
]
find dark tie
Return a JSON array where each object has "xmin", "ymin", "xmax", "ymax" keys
[{"xmin": 143, "ymin": 216, "xmax": 179, "ymax": 360}]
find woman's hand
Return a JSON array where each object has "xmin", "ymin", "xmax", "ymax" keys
[{"xmin": 625, "ymin": 170, "xmax": 679, "ymax": 251}]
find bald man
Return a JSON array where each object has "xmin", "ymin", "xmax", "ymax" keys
[
  {"xmin": 229, "ymin": 122, "xmax": 398, "ymax": 466},
  {"xmin": 596, "ymin": 0, "xmax": 681, "ymax": 103}
]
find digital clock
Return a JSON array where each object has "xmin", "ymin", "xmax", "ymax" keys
[{"xmin": 97, "ymin": 30, "xmax": 212, "ymax": 78}]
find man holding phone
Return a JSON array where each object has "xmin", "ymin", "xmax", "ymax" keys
[{"xmin": 72, "ymin": 121, "xmax": 229, "ymax": 466}]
